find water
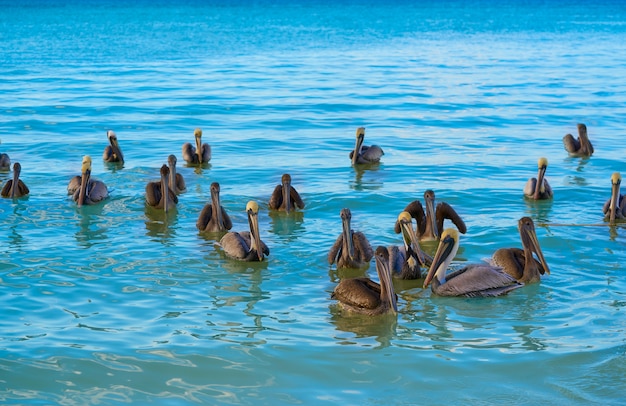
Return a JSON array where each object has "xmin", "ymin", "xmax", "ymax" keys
[{"xmin": 1, "ymin": 1, "xmax": 626, "ymax": 404}]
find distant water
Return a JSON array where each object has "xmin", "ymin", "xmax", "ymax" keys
[{"xmin": 1, "ymin": 1, "xmax": 626, "ymax": 404}]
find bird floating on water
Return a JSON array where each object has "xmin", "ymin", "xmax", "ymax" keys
[
  {"xmin": 349, "ymin": 127, "xmax": 384, "ymax": 165},
  {"xmin": 328, "ymin": 208, "xmax": 374, "ymax": 269},
  {"xmin": 268, "ymin": 173, "xmax": 305, "ymax": 213},
  {"xmin": 603, "ymin": 172, "xmax": 626, "ymax": 224},
  {"xmin": 394, "ymin": 190, "xmax": 467, "ymax": 242},
  {"xmin": 145, "ymin": 164, "xmax": 178, "ymax": 212},
  {"xmin": 182, "ymin": 128, "xmax": 211, "ymax": 164},
  {"xmin": 563, "ymin": 123, "xmax": 594, "ymax": 157},
  {"xmin": 219, "ymin": 200, "xmax": 269, "ymax": 261},
  {"xmin": 167, "ymin": 154, "xmax": 186, "ymax": 194},
  {"xmin": 524, "ymin": 157, "xmax": 553, "ymax": 200},
  {"xmin": 423, "ymin": 229, "xmax": 522, "ymax": 297},
  {"xmin": 331, "ymin": 245, "xmax": 398, "ymax": 315},
  {"xmin": 197, "ymin": 182, "xmax": 232, "ymax": 233},
  {"xmin": 387, "ymin": 211, "xmax": 431, "ymax": 279},
  {"xmin": 1, "ymin": 162, "xmax": 29, "ymax": 198},
  {"xmin": 102, "ymin": 130, "xmax": 124, "ymax": 164},
  {"xmin": 0, "ymin": 152, "xmax": 10, "ymax": 171},
  {"xmin": 68, "ymin": 156, "xmax": 109, "ymax": 207},
  {"xmin": 491, "ymin": 217, "xmax": 550, "ymax": 284}
]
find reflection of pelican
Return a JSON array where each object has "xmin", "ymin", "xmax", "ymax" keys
[
  {"xmin": 268, "ymin": 173, "xmax": 305, "ymax": 213},
  {"xmin": 524, "ymin": 157, "xmax": 553, "ymax": 200},
  {"xmin": 424, "ymin": 229, "xmax": 522, "ymax": 297},
  {"xmin": 219, "ymin": 201, "xmax": 269, "ymax": 261},
  {"xmin": 0, "ymin": 153, "xmax": 10, "ymax": 171},
  {"xmin": 492, "ymin": 217, "xmax": 550, "ymax": 284},
  {"xmin": 563, "ymin": 123, "xmax": 594, "ymax": 157},
  {"xmin": 167, "ymin": 154, "xmax": 186, "ymax": 194},
  {"xmin": 1, "ymin": 162, "xmax": 29, "ymax": 198},
  {"xmin": 197, "ymin": 182, "xmax": 232, "ymax": 233},
  {"xmin": 387, "ymin": 211, "xmax": 431, "ymax": 279},
  {"xmin": 395, "ymin": 190, "xmax": 466, "ymax": 241},
  {"xmin": 331, "ymin": 246, "xmax": 397, "ymax": 315},
  {"xmin": 603, "ymin": 172, "xmax": 626, "ymax": 224},
  {"xmin": 102, "ymin": 130, "xmax": 124, "ymax": 163},
  {"xmin": 182, "ymin": 128, "xmax": 211, "ymax": 164},
  {"xmin": 69, "ymin": 156, "xmax": 109, "ymax": 207},
  {"xmin": 349, "ymin": 127, "xmax": 384, "ymax": 165},
  {"xmin": 328, "ymin": 208, "xmax": 373, "ymax": 269},
  {"xmin": 145, "ymin": 164, "xmax": 178, "ymax": 212}
]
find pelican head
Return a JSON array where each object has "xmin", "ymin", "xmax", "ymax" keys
[
  {"xmin": 424, "ymin": 228, "xmax": 460, "ymax": 288},
  {"xmin": 107, "ymin": 130, "xmax": 117, "ymax": 141},
  {"xmin": 168, "ymin": 154, "xmax": 177, "ymax": 166},
  {"xmin": 340, "ymin": 208, "xmax": 355, "ymax": 259},
  {"xmin": 397, "ymin": 210, "xmax": 426, "ymax": 266},
  {"xmin": 609, "ymin": 172, "xmax": 622, "ymax": 223},
  {"xmin": 81, "ymin": 155, "xmax": 93, "ymax": 174},
  {"xmin": 194, "ymin": 128, "xmax": 203, "ymax": 139},
  {"xmin": 246, "ymin": 200, "xmax": 264, "ymax": 261},
  {"xmin": 518, "ymin": 216, "xmax": 550, "ymax": 278},
  {"xmin": 373, "ymin": 246, "xmax": 398, "ymax": 314},
  {"xmin": 534, "ymin": 157, "xmax": 549, "ymax": 199}
]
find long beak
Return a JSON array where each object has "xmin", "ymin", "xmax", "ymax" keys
[
  {"xmin": 282, "ymin": 181, "xmax": 292, "ymax": 214},
  {"xmin": 525, "ymin": 227, "xmax": 550, "ymax": 275},
  {"xmin": 351, "ymin": 134, "xmax": 364, "ymax": 165},
  {"xmin": 534, "ymin": 166, "xmax": 547, "ymax": 199},
  {"xmin": 161, "ymin": 169, "xmax": 170, "ymax": 213},
  {"xmin": 610, "ymin": 180, "xmax": 621, "ymax": 224},
  {"xmin": 375, "ymin": 253, "xmax": 397, "ymax": 313},
  {"xmin": 400, "ymin": 219, "xmax": 427, "ymax": 266},
  {"xmin": 423, "ymin": 235, "xmax": 454, "ymax": 288},
  {"xmin": 10, "ymin": 164, "xmax": 20, "ymax": 198},
  {"xmin": 195, "ymin": 135, "xmax": 202, "ymax": 163},
  {"xmin": 425, "ymin": 196, "xmax": 437, "ymax": 238},
  {"xmin": 211, "ymin": 186, "xmax": 224, "ymax": 229},
  {"xmin": 341, "ymin": 214, "xmax": 355, "ymax": 260},
  {"xmin": 110, "ymin": 137, "xmax": 124, "ymax": 163},
  {"xmin": 77, "ymin": 169, "xmax": 91, "ymax": 207},
  {"xmin": 248, "ymin": 209, "xmax": 264, "ymax": 261}
]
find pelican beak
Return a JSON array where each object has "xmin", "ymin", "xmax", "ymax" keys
[
  {"xmin": 609, "ymin": 177, "xmax": 621, "ymax": 224},
  {"xmin": 248, "ymin": 208, "xmax": 264, "ymax": 261},
  {"xmin": 110, "ymin": 134, "xmax": 124, "ymax": 162},
  {"xmin": 77, "ymin": 168, "xmax": 91, "ymax": 207},
  {"xmin": 211, "ymin": 184, "xmax": 224, "ymax": 229},
  {"xmin": 351, "ymin": 129, "xmax": 365, "ymax": 165},
  {"xmin": 160, "ymin": 165, "xmax": 170, "ymax": 213},
  {"xmin": 400, "ymin": 217, "xmax": 427, "ymax": 266},
  {"xmin": 423, "ymin": 234, "xmax": 454, "ymax": 288},
  {"xmin": 10, "ymin": 162, "xmax": 21, "ymax": 198},
  {"xmin": 341, "ymin": 211, "xmax": 355, "ymax": 260},
  {"xmin": 282, "ymin": 178, "xmax": 292, "ymax": 214},
  {"xmin": 425, "ymin": 194, "xmax": 438, "ymax": 239},
  {"xmin": 527, "ymin": 227, "xmax": 550, "ymax": 275},
  {"xmin": 195, "ymin": 131, "xmax": 203, "ymax": 162},
  {"xmin": 534, "ymin": 165, "xmax": 547, "ymax": 199},
  {"xmin": 375, "ymin": 249, "xmax": 397, "ymax": 313}
]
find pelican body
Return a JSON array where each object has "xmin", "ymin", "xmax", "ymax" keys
[
  {"xmin": 387, "ymin": 211, "xmax": 431, "ymax": 279},
  {"xmin": 1, "ymin": 162, "xmax": 29, "ymax": 198},
  {"xmin": 395, "ymin": 190, "xmax": 467, "ymax": 242},
  {"xmin": 220, "ymin": 201, "xmax": 269, "ymax": 261},
  {"xmin": 167, "ymin": 154, "xmax": 186, "ymax": 194},
  {"xmin": 197, "ymin": 182, "xmax": 233, "ymax": 233},
  {"xmin": 268, "ymin": 173, "xmax": 305, "ymax": 213},
  {"xmin": 524, "ymin": 157, "xmax": 553, "ymax": 200},
  {"xmin": 563, "ymin": 123, "xmax": 594, "ymax": 157},
  {"xmin": 492, "ymin": 217, "xmax": 550, "ymax": 284},
  {"xmin": 0, "ymin": 153, "xmax": 10, "ymax": 171},
  {"xmin": 349, "ymin": 127, "xmax": 384, "ymax": 165},
  {"xmin": 102, "ymin": 130, "xmax": 124, "ymax": 163},
  {"xmin": 145, "ymin": 164, "xmax": 178, "ymax": 212},
  {"xmin": 603, "ymin": 172, "xmax": 626, "ymax": 223},
  {"xmin": 331, "ymin": 246, "xmax": 398, "ymax": 315},
  {"xmin": 424, "ymin": 229, "xmax": 522, "ymax": 297},
  {"xmin": 69, "ymin": 156, "xmax": 109, "ymax": 207},
  {"xmin": 328, "ymin": 208, "xmax": 374, "ymax": 269},
  {"xmin": 182, "ymin": 128, "xmax": 211, "ymax": 164}
]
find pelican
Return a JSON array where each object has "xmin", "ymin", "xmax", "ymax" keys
[
  {"xmin": 492, "ymin": 217, "xmax": 550, "ymax": 284},
  {"xmin": 423, "ymin": 229, "xmax": 522, "ymax": 297},
  {"xmin": 331, "ymin": 246, "xmax": 398, "ymax": 315},
  {"xmin": 1, "ymin": 162, "xmax": 29, "ymax": 198},
  {"xmin": 0, "ymin": 153, "xmax": 10, "ymax": 171},
  {"xmin": 524, "ymin": 157, "xmax": 553, "ymax": 200},
  {"xmin": 197, "ymin": 182, "xmax": 233, "ymax": 233},
  {"xmin": 70, "ymin": 156, "xmax": 109, "ymax": 207},
  {"xmin": 145, "ymin": 164, "xmax": 178, "ymax": 212},
  {"xmin": 219, "ymin": 201, "xmax": 269, "ymax": 261},
  {"xmin": 394, "ymin": 190, "xmax": 467, "ymax": 242},
  {"xmin": 349, "ymin": 127, "xmax": 384, "ymax": 165},
  {"xmin": 563, "ymin": 123, "xmax": 594, "ymax": 157},
  {"xmin": 268, "ymin": 173, "xmax": 305, "ymax": 213},
  {"xmin": 167, "ymin": 154, "xmax": 186, "ymax": 194},
  {"xmin": 182, "ymin": 128, "xmax": 211, "ymax": 164},
  {"xmin": 102, "ymin": 130, "xmax": 124, "ymax": 163},
  {"xmin": 603, "ymin": 172, "xmax": 626, "ymax": 223},
  {"xmin": 328, "ymin": 208, "xmax": 373, "ymax": 269},
  {"xmin": 387, "ymin": 211, "xmax": 431, "ymax": 279}
]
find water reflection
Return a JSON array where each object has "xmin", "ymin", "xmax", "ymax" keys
[
  {"xmin": 268, "ymin": 210, "xmax": 304, "ymax": 240},
  {"xmin": 329, "ymin": 305, "xmax": 397, "ymax": 347},
  {"xmin": 350, "ymin": 164, "xmax": 383, "ymax": 191},
  {"xmin": 187, "ymin": 163, "xmax": 212, "ymax": 174},
  {"xmin": 74, "ymin": 204, "xmax": 108, "ymax": 248},
  {"xmin": 103, "ymin": 161, "xmax": 124, "ymax": 172},
  {"xmin": 145, "ymin": 206, "xmax": 178, "ymax": 242},
  {"xmin": 524, "ymin": 198, "xmax": 553, "ymax": 224}
]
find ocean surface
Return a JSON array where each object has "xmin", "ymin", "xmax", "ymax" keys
[{"xmin": 1, "ymin": 0, "xmax": 626, "ymax": 404}]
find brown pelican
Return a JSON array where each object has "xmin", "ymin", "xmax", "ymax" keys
[
  {"xmin": 394, "ymin": 190, "xmax": 467, "ymax": 242},
  {"xmin": 328, "ymin": 208, "xmax": 373, "ymax": 269},
  {"xmin": 603, "ymin": 172, "xmax": 626, "ymax": 223},
  {"xmin": 349, "ymin": 127, "xmax": 384, "ymax": 165},
  {"xmin": 70, "ymin": 156, "xmax": 109, "ymax": 207},
  {"xmin": 102, "ymin": 130, "xmax": 124, "ymax": 163},
  {"xmin": 563, "ymin": 123, "xmax": 594, "ymax": 157},
  {"xmin": 145, "ymin": 164, "xmax": 178, "ymax": 212},
  {"xmin": 524, "ymin": 157, "xmax": 553, "ymax": 200},
  {"xmin": 423, "ymin": 229, "xmax": 522, "ymax": 297},
  {"xmin": 268, "ymin": 173, "xmax": 305, "ymax": 213},
  {"xmin": 196, "ymin": 182, "xmax": 232, "ymax": 233},
  {"xmin": 219, "ymin": 201, "xmax": 269, "ymax": 261},
  {"xmin": 0, "ymin": 153, "xmax": 10, "ymax": 171},
  {"xmin": 1, "ymin": 162, "xmax": 29, "ymax": 198},
  {"xmin": 331, "ymin": 246, "xmax": 398, "ymax": 315},
  {"xmin": 492, "ymin": 217, "xmax": 550, "ymax": 284},
  {"xmin": 182, "ymin": 128, "xmax": 211, "ymax": 164},
  {"xmin": 167, "ymin": 154, "xmax": 186, "ymax": 194},
  {"xmin": 387, "ymin": 211, "xmax": 431, "ymax": 279}
]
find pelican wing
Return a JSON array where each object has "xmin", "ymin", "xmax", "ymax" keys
[
  {"xmin": 352, "ymin": 231, "xmax": 373, "ymax": 263},
  {"xmin": 395, "ymin": 200, "xmax": 426, "ymax": 234},
  {"xmin": 220, "ymin": 206, "xmax": 233, "ymax": 230},
  {"xmin": 201, "ymin": 143, "xmax": 211, "ymax": 162},
  {"xmin": 360, "ymin": 145, "xmax": 384, "ymax": 163},
  {"xmin": 0, "ymin": 180, "xmax": 12, "ymax": 197},
  {"xmin": 174, "ymin": 173, "xmax": 186, "ymax": 192},
  {"xmin": 328, "ymin": 234, "xmax": 344, "ymax": 265},
  {"xmin": 268, "ymin": 185, "xmax": 283, "ymax": 210},
  {"xmin": 196, "ymin": 203, "xmax": 213, "ymax": 231},
  {"xmin": 87, "ymin": 180, "xmax": 109, "ymax": 203},
  {"xmin": 332, "ymin": 277, "xmax": 381, "ymax": 310},
  {"xmin": 220, "ymin": 232, "xmax": 251, "ymax": 260},
  {"xmin": 523, "ymin": 178, "xmax": 537, "ymax": 197},
  {"xmin": 290, "ymin": 186, "xmax": 305, "ymax": 209},
  {"xmin": 182, "ymin": 142, "xmax": 197, "ymax": 164},
  {"xmin": 439, "ymin": 264, "xmax": 522, "ymax": 297},
  {"xmin": 68, "ymin": 175, "xmax": 82, "ymax": 195},
  {"xmin": 436, "ymin": 202, "xmax": 467, "ymax": 234},
  {"xmin": 562, "ymin": 133, "xmax": 580, "ymax": 154},
  {"xmin": 145, "ymin": 181, "xmax": 162, "ymax": 207}
]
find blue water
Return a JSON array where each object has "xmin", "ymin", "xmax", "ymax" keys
[{"xmin": 1, "ymin": 1, "xmax": 626, "ymax": 404}]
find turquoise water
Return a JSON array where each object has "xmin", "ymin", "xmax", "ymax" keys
[{"xmin": 2, "ymin": 1, "xmax": 626, "ymax": 404}]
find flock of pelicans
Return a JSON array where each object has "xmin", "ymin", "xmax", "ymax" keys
[{"xmin": 1, "ymin": 124, "xmax": 624, "ymax": 316}]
